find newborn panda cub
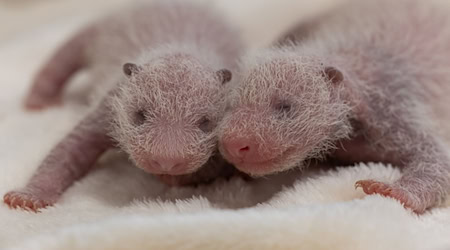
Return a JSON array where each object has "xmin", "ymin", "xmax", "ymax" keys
[
  {"xmin": 3, "ymin": 0, "xmax": 244, "ymax": 211},
  {"xmin": 219, "ymin": 0, "xmax": 450, "ymax": 213}
]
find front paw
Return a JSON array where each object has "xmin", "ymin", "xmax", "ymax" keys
[
  {"xmin": 355, "ymin": 179, "xmax": 424, "ymax": 213},
  {"xmin": 3, "ymin": 189, "xmax": 57, "ymax": 212}
]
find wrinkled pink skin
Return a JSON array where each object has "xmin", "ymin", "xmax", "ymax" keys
[
  {"xmin": 220, "ymin": 0, "xmax": 450, "ymax": 213},
  {"xmin": 6, "ymin": 56, "xmax": 231, "ymax": 212},
  {"xmin": 4, "ymin": 105, "xmax": 112, "ymax": 211},
  {"xmin": 5, "ymin": 2, "xmax": 243, "ymax": 212},
  {"xmin": 222, "ymin": 69, "xmax": 449, "ymax": 215},
  {"xmin": 4, "ymin": 27, "xmax": 104, "ymax": 211}
]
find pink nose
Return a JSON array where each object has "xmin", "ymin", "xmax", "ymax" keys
[
  {"xmin": 150, "ymin": 157, "xmax": 185, "ymax": 172},
  {"xmin": 223, "ymin": 138, "xmax": 260, "ymax": 162}
]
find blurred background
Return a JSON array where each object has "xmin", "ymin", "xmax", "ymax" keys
[
  {"xmin": 0, "ymin": 0, "xmax": 346, "ymax": 48},
  {"xmin": 0, "ymin": 0, "xmax": 130, "ymax": 44}
]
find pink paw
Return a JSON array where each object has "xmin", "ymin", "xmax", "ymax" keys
[
  {"xmin": 355, "ymin": 179, "xmax": 424, "ymax": 213},
  {"xmin": 3, "ymin": 189, "xmax": 56, "ymax": 212}
]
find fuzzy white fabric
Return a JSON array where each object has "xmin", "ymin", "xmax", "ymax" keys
[{"xmin": 2, "ymin": 0, "xmax": 450, "ymax": 249}]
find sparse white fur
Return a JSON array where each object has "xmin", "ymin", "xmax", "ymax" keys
[
  {"xmin": 109, "ymin": 46, "xmax": 227, "ymax": 172},
  {"xmin": 220, "ymin": 0, "xmax": 450, "ymax": 211},
  {"xmin": 222, "ymin": 47, "xmax": 352, "ymax": 173},
  {"xmin": 2, "ymin": 0, "xmax": 245, "ymax": 212},
  {"xmin": 81, "ymin": 0, "xmax": 245, "ymax": 174},
  {"xmin": 302, "ymin": 0, "xmax": 450, "ymax": 205}
]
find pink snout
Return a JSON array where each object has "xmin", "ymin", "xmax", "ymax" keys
[
  {"xmin": 222, "ymin": 137, "xmax": 265, "ymax": 163},
  {"xmin": 152, "ymin": 157, "xmax": 184, "ymax": 171},
  {"xmin": 140, "ymin": 156, "xmax": 189, "ymax": 175}
]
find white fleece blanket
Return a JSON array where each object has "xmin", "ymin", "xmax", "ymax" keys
[{"xmin": 2, "ymin": 0, "xmax": 450, "ymax": 249}]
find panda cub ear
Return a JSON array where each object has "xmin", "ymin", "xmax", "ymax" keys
[
  {"xmin": 123, "ymin": 63, "xmax": 141, "ymax": 77},
  {"xmin": 216, "ymin": 69, "xmax": 232, "ymax": 84},
  {"xmin": 323, "ymin": 66, "xmax": 344, "ymax": 84}
]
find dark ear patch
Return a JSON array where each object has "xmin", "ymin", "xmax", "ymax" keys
[
  {"xmin": 216, "ymin": 69, "xmax": 232, "ymax": 84},
  {"xmin": 323, "ymin": 67, "xmax": 344, "ymax": 84},
  {"xmin": 123, "ymin": 63, "xmax": 140, "ymax": 77}
]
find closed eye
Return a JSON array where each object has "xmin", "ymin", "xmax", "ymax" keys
[
  {"xmin": 198, "ymin": 116, "xmax": 214, "ymax": 133},
  {"xmin": 274, "ymin": 101, "xmax": 291, "ymax": 113},
  {"xmin": 273, "ymin": 100, "xmax": 295, "ymax": 120},
  {"xmin": 134, "ymin": 110, "xmax": 146, "ymax": 126}
]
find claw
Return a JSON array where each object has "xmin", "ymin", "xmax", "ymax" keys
[
  {"xmin": 355, "ymin": 179, "xmax": 426, "ymax": 213},
  {"xmin": 3, "ymin": 190, "xmax": 55, "ymax": 212}
]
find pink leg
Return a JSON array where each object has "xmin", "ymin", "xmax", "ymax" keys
[
  {"xmin": 338, "ymin": 133, "xmax": 450, "ymax": 213},
  {"xmin": 3, "ymin": 107, "xmax": 111, "ymax": 212},
  {"xmin": 355, "ymin": 163, "xmax": 447, "ymax": 214},
  {"xmin": 355, "ymin": 180, "xmax": 424, "ymax": 212},
  {"xmin": 25, "ymin": 29, "xmax": 92, "ymax": 110}
]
